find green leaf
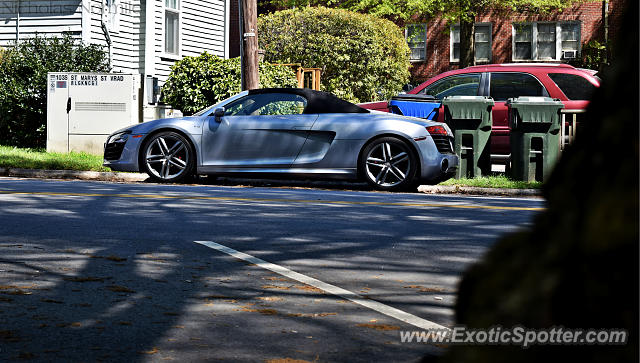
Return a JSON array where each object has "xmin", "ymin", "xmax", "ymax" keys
[
  {"xmin": 161, "ymin": 54, "xmax": 297, "ymax": 115},
  {"xmin": 0, "ymin": 34, "xmax": 109, "ymax": 148},
  {"xmin": 258, "ymin": 7, "xmax": 410, "ymax": 103}
]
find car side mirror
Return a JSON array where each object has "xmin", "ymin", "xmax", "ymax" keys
[{"xmin": 213, "ymin": 107, "xmax": 225, "ymax": 123}]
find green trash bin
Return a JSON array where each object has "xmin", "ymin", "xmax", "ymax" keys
[
  {"xmin": 442, "ymin": 96, "xmax": 495, "ymax": 179},
  {"xmin": 507, "ymin": 97, "xmax": 565, "ymax": 182}
]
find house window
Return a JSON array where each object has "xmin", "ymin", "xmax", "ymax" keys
[
  {"xmin": 537, "ymin": 23, "xmax": 556, "ymax": 59},
  {"xmin": 514, "ymin": 24, "xmax": 533, "ymax": 60},
  {"xmin": 513, "ymin": 22, "xmax": 581, "ymax": 61},
  {"xmin": 164, "ymin": 0, "xmax": 180, "ymax": 55},
  {"xmin": 105, "ymin": 0, "xmax": 120, "ymax": 33},
  {"xmin": 560, "ymin": 23, "xmax": 580, "ymax": 56},
  {"xmin": 451, "ymin": 23, "xmax": 492, "ymax": 63},
  {"xmin": 406, "ymin": 24, "xmax": 427, "ymax": 61}
]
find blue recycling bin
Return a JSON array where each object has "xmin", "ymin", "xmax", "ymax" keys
[{"xmin": 389, "ymin": 94, "xmax": 440, "ymax": 121}]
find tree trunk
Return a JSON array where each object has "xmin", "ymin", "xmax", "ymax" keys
[{"xmin": 459, "ymin": 18, "xmax": 475, "ymax": 68}]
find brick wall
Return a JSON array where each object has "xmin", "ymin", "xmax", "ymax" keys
[{"xmin": 409, "ymin": 0, "xmax": 626, "ymax": 82}]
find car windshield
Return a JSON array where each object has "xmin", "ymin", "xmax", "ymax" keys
[
  {"xmin": 192, "ymin": 92, "xmax": 247, "ymax": 116},
  {"xmin": 193, "ymin": 105, "xmax": 215, "ymax": 116},
  {"xmin": 193, "ymin": 102, "xmax": 225, "ymax": 116}
]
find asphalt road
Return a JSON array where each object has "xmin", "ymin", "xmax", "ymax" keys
[{"xmin": 0, "ymin": 177, "xmax": 544, "ymax": 362}]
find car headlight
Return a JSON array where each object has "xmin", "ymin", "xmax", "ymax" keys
[{"xmin": 107, "ymin": 130, "xmax": 131, "ymax": 144}]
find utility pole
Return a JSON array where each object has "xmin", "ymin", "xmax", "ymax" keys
[
  {"xmin": 603, "ymin": 0, "xmax": 609, "ymax": 65},
  {"xmin": 239, "ymin": 0, "xmax": 258, "ymax": 90}
]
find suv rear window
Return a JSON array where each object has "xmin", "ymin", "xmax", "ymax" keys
[
  {"xmin": 489, "ymin": 72, "xmax": 546, "ymax": 101},
  {"xmin": 548, "ymin": 73, "xmax": 597, "ymax": 100}
]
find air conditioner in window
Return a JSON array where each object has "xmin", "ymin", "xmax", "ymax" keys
[{"xmin": 562, "ymin": 50, "xmax": 577, "ymax": 59}]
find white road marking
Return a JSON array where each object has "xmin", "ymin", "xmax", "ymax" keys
[{"xmin": 194, "ymin": 240, "xmax": 450, "ymax": 331}]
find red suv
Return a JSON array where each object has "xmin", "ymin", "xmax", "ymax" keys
[{"xmin": 360, "ymin": 63, "xmax": 600, "ymax": 156}]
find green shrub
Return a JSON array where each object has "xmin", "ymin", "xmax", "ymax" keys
[
  {"xmin": 569, "ymin": 40, "xmax": 610, "ymax": 73},
  {"xmin": 161, "ymin": 54, "xmax": 298, "ymax": 115},
  {"xmin": 0, "ymin": 35, "xmax": 109, "ymax": 148},
  {"xmin": 258, "ymin": 7, "xmax": 410, "ymax": 103}
]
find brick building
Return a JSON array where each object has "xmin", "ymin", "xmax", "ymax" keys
[{"xmin": 406, "ymin": 0, "xmax": 626, "ymax": 82}]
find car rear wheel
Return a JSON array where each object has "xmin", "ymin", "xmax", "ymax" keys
[
  {"xmin": 361, "ymin": 137, "xmax": 419, "ymax": 191},
  {"xmin": 142, "ymin": 131, "xmax": 195, "ymax": 183}
]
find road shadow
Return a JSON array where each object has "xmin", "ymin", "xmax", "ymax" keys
[{"xmin": 0, "ymin": 179, "xmax": 534, "ymax": 361}]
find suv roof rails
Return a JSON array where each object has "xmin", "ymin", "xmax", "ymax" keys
[{"xmin": 465, "ymin": 63, "xmax": 575, "ymax": 69}]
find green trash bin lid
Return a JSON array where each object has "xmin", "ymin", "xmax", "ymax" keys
[
  {"xmin": 442, "ymin": 96, "xmax": 495, "ymax": 125},
  {"xmin": 506, "ymin": 97, "xmax": 564, "ymax": 126}
]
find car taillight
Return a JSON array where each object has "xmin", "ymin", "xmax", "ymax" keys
[{"xmin": 426, "ymin": 125, "xmax": 448, "ymax": 135}]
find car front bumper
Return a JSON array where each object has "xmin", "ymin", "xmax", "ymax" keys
[{"xmin": 103, "ymin": 134, "xmax": 146, "ymax": 172}]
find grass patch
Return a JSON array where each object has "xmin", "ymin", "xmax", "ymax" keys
[
  {"xmin": 0, "ymin": 145, "xmax": 542, "ymax": 190},
  {"xmin": 0, "ymin": 145, "xmax": 108, "ymax": 172},
  {"xmin": 440, "ymin": 175, "xmax": 542, "ymax": 189}
]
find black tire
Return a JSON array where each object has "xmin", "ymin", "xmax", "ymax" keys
[
  {"xmin": 360, "ymin": 137, "xmax": 419, "ymax": 192},
  {"xmin": 141, "ymin": 131, "xmax": 195, "ymax": 183}
]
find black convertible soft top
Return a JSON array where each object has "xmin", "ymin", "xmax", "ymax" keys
[{"xmin": 248, "ymin": 88, "xmax": 370, "ymax": 114}]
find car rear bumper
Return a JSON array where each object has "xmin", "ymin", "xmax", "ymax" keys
[
  {"xmin": 414, "ymin": 137, "xmax": 459, "ymax": 182},
  {"xmin": 419, "ymin": 153, "xmax": 459, "ymax": 182}
]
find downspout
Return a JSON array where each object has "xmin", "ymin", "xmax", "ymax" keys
[
  {"xmin": 16, "ymin": 0, "xmax": 20, "ymax": 43},
  {"xmin": 101, "ymin": 0, "xmax": 112, "ymax": 69},
  {"xmin": 224, "ymin": 0, "xmax": 230, "ymax": 58}
]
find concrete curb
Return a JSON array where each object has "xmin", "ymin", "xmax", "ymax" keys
[
  {"xmin": 0, "ymin": 167, "xmax": 541, "ymax": 196},
  {"xmin": 1, "ymin": 167, "xmax": 148, "ymax": 183},
  {"xmin": 418, "ymin": 184, "xmax": 541, "ymax": 196}
]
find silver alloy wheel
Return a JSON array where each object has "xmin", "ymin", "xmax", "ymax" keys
[
  {"xmin": 145, "ymin": 133, "xmax": 190, "ymax": 181},
  {"xmin": 365, "ymin": 141, "xmax": 411, "ymax": 187}
]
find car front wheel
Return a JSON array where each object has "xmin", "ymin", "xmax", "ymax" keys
[
  {"xmin": 361, "ymin": 137, "xmax": 419, "ymax": 191},
  {"xmin": 142, "ymin": 131, "xmax": 195, "ymax": 183}
]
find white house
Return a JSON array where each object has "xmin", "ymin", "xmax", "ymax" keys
[{"xmin": 0, "ymin": 0, "xmax": 234, "ymax": 113}]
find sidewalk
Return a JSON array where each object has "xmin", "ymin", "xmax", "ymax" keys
[{"xmin": 0, "ymin": 167, "xmax": 542, "ymax": 197}]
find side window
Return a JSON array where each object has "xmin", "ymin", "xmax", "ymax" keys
[
  {"xmin": 418, "ymin": 73, "xmax": 481, "ymax": 99},
  {"xmin": 548, "ymin": 73, "xmax": 596, "ymax": 100},
  {"xmin": 222, "ymin": 93, "xmax": 307, "ymax": 116},
  {"xmin": 256, "ymin": 95, "xmax": 307, "ymax": 115},
  {"xmin": 489, "ymin": 73, "xmax": 545, "ymax": 101}
]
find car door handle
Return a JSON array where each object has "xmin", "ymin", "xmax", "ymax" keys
[{"xmin": 66, "ymin": 97, "xmax": 71, "ymax": 113}]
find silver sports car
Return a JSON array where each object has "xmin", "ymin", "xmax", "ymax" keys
[{"xmin": 104, "ymin": 88, "xmax": 458, "ymax": 191}]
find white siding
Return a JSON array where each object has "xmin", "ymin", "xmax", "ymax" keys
[
  {"xmin": 150, "ymin": 0, "xmax": 227, "ymax": 84},
  {"xmin": 88, "ymin": 0, "xmax": 143, "ymax": 74},
  {"xmin": 0, "ymin": 0, "xmax": 228, "ymax": 85},
  {"xmin": 0, "ymin": 0, "xmax": 83, "ymax": 46}
]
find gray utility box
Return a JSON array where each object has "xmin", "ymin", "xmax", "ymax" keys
[{"xmin": 47, "ymin": 72, "xmax": 141, "ymax": 155}]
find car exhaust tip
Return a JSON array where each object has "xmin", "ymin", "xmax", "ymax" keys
[{"xmin": 441, "ymin": 158, "xmax": 449, "ymax": 172}]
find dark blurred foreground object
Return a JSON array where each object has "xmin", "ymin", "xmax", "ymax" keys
[{"xmin": 434, "ymin": 2, "xmax": 638, "ymax": 362}]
